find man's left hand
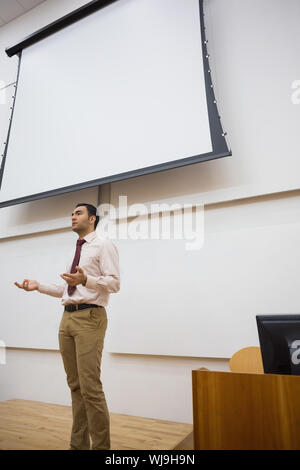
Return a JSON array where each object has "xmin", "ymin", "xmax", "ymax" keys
[{"xmin": 61, "ymin": 266, "xmax": 87, "ymax": 286}]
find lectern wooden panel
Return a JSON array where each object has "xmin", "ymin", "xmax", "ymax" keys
[{"xmin": 192, "ymin": 370, "xmax": 300, "ymax": 450}]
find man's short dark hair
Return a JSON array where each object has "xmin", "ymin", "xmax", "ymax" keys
[{"xmin": 76, "ymin": 203, "xmax": 99, "ymax": 229}]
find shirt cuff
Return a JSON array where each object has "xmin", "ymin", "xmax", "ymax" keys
[
  {"xmin": 85, "ymin": 274, "xmax": 120, "ymax": 293},
  {"xmin": 37, "ymin": 282, "xmax": 49, "ymax": 294}
]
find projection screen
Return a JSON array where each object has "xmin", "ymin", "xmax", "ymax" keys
[{"xmin": 0, "ymin": 0, "xmax": 230, "ymax": 208}]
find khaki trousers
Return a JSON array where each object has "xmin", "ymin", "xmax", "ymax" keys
[{"xmin": 58, "ymin": 306, "xmax": 110, "ymax": 450}]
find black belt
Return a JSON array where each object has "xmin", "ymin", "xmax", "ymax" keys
[{"xmin": 64, "ymin": 303, "xmax": 103, "ymax": 312}]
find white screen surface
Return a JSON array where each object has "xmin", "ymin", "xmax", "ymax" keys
[{"xmin": 0, "ymin": 0, "xmax": 213, "ymax": 204}]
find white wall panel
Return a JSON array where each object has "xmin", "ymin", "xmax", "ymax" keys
[
  {"xmin": 106, "ymin": 193, "xmax": 300, "ymax": 357},
  {"xmin": 1, "ymin": 230, "xmax": 76, "ymax": 349}
]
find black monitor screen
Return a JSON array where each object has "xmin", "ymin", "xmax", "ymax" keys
[{"xmin": 256, "ymin": 314, "xmax": 300, "ymax": 375}]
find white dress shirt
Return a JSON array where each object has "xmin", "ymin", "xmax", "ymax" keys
[{"xmin": 38, "ymin": 231, "xmax": 120, "ymax": 307}]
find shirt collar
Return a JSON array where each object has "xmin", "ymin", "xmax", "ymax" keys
[{"xmin": 83, "ymin": 231, "xmax": 97, "ymax": 243}]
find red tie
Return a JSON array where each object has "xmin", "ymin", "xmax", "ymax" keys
[{"xmin": 68, "ymin": 238, "xmax": 86, "ymax": 296}]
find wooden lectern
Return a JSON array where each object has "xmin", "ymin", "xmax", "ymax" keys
[{"xmin": 192, "ymin": 370, "xmax": 300, "ymax": 450}]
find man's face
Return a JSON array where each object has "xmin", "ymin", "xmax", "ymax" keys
[{"xmin": 71, "ymin": 206, "xmax": 93, "ymax": 233}]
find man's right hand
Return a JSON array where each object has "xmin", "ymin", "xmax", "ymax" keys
[{"xmin": 14, "ymin": 279, "xmax": 39, "ymax": 291}]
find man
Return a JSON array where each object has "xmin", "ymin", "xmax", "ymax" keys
[{"xmin": 15, "ymin": 203, "xmax": 120, "ymax": 450}]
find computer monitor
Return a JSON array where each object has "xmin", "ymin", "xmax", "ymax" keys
[{"xmin": 256, "ymin": 314, "xmax": 300, "ymax": 375}]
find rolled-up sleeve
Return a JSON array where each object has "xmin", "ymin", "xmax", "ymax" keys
[
  {"xmin": 85, "ymin": 240, "xmax": 120, "ymax": 294},
  {"xmin": 38, "ymin": 282, "xmax": 65, "ymax": 298}
]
